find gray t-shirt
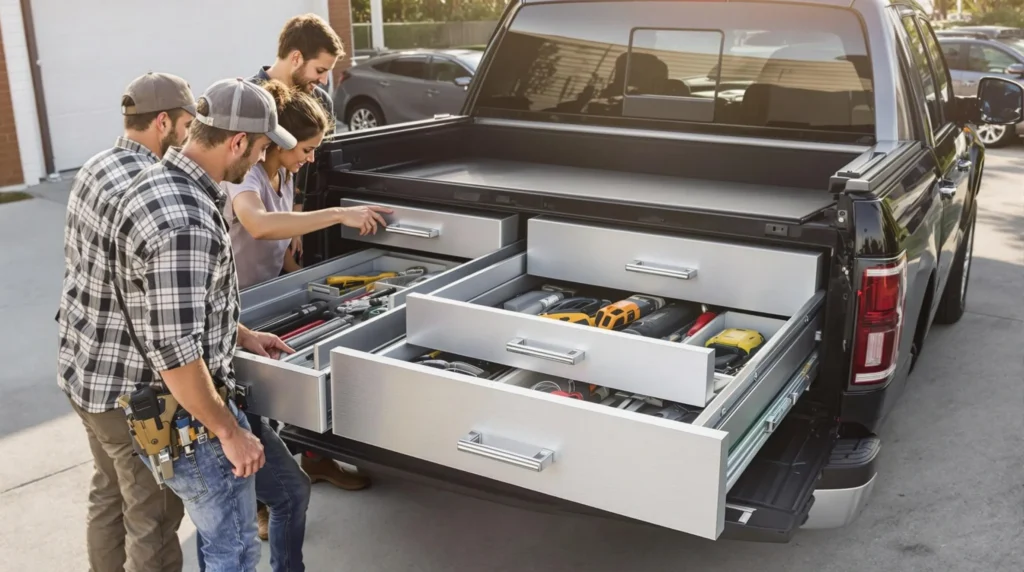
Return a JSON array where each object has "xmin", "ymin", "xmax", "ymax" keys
[{"xmin": 223, "ymin": 165, "xmax": 294, "ymax": 290}]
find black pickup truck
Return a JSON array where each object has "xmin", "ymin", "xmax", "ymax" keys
[{"xmin": 233, "ymin": 0, "xmax": 1023, "ymax": 543}]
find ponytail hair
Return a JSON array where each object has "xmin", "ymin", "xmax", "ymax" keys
[{"xmin": 260, "ymin": 79, "xmax": 331, "ymax": 145}]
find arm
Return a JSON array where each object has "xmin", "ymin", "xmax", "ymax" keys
[
  {"xmin": 232, "ymin": 192, "xmax": 393, "ymax": 240},
  {"xmin": 141, "ymin": 227, "xmax": 264, "ymax": 477}
]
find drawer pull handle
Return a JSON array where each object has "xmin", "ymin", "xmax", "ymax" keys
[
  {"xmin": 625, "ymin": 260, "xmax": 697, "ymax": 280},
  {"xmin": 457, "ymin": 431, "xmax": 554, "ymax": 472},
  {"xmin": 385, "ymin": 224, "xmax": 440, "ymax": 239},
  {"xmin": 506, "ymin": 337, "xmax": 585, "ymax": 365}
]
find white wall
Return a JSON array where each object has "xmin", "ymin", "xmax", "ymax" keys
[
  {"xmin": 31, "ymin": 0, "xmax": 329, "ymax": 171},
  {"xmin": 0, "ymin": 0, "xmax": 45, "ymax": 185}
]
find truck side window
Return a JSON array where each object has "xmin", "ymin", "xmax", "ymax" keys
[
  {"xmin": 900, "ymin": 16, "xmax": 943, "ymax": 131},
  {"xmin": 916, "ymin": 18, "xmax": 955, "ymax": 124}
]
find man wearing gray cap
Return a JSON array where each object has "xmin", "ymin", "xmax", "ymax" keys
[
  {"xmin": 108, "ymin": 78, "xmax": 298, "ymax": 571},
  {"xmin": 56, "ymin": 71, "xmax": 196, "ymax": 572}
]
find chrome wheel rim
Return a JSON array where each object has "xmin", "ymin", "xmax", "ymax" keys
[
  {"xmin": 350, "ymin": 108, "xmax": 378, "ymax": 130},
  {"xmin": 976, "ymin": 124, "xmax": 1007, "ymax": 145},
  {"xmin": 961, "ymin": 224, "xmax": 974, "ymax": 302}
]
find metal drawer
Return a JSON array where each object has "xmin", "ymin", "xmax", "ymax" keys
[
  {"xmin": 330, "ymin": 337, "xmax": 821, "ymax": 540},
  {"xmin": 339, "ymin": 198, "xmax": 519, "ymax": 259},
  {"xmin": 527, "ymin": 216, "xmax": 823, "ymax": 317},
  {"xmin": 233, "ymin": 243, "xmax": 523, "ymax": 432}
]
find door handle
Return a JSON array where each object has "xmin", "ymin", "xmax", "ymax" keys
[
  {"xmin": 956, "ymin": 158, "xmax": 972, "ymax": 172},
  {"xmin": 426, "ymin": 88, "xmax": 440, "ymax": 96},
  {"xmin": 938, "ymin": 179, "xmax": 957, "ymax": 198},
  {"xmin": 378, "ymin": 80, "xmax": 390, "ymax": 87}
]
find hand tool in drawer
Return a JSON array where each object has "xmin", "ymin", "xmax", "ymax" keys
[
  {"xmin": 325, "ymin": 266, "xmax": 428, "ymax": 289},
  {"xmin": 253, "ymin": 301, "xmax": 330, "ymax": 336},
  {"xmin": 539, "ymin": 297, "xmax": 609, "ymax": 326},
  {"xmin": 530, "ymin": 379, "xmax": 606, "ymax": 402},
  {"xmin": 502, "ymin": 284, "xmax": 577, "ymax": 315},
  {"xmin": 595, "ymin": 294, "xmax": 665, "ymax": 330},
  {"xmin": 282, "ymin": 316, "xmax": 356, "ymax": 352},
  {"xmin": 413, "ymin": 351, "xmax": 512, "ymax": 380},
  {"xmin": 334, "ymin": 286, "xmax": 398, "ymax": 317},
  {"xmin": 665, "ymin": 310, "xmax": 718, "ymax": 342},
  {"xmin": 621, "ymin": 303, "xmax": 701, "ymax": 338},
  {"xmin": 646, "ymin": 403, "xmax": 703, "ymax": 423},
  {"xmin": 372, "ymin": 271, "xmax": 442, "ymax": 289},
  {"xmin": 705, "ymin": 328, "xmax": 765, "ymax": 374}
]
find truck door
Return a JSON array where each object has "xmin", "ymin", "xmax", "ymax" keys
[{"xmin": 895, "ymin": 14, "xmax": 970, "ymax": 298}]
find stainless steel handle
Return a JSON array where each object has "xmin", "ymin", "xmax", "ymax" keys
[
  {"xmin": 457, "ymin": 431, "xmax": 554, "ymax": 472},
  {"xmin": 506, "ymin": 337, "xmax": 585, "ymax": 365},
  {"xmin": 957, "ymin": 159, "xmax": 972, "ymax": 172},
  {"xmin": 384, "ymin": 224, "xmax": 440, "ymax": 239},
  {"xmin": 938, "ymin": 180, "xmax": 957, "ymax": 198},
  {"xmin": 625, "ymin": 260, "xmax": 697, "ymax": 280}
]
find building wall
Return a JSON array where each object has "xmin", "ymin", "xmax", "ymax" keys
[
  {"xmin": 0, "ymin": 21, "xmax": 24, "ymax": 187},
  {"xmin": 0, "ymin": 0, "xmax": 44, "ymax": 187},
  {"xmin": 328, "ymin": 0, "xmax": 355, "ymax": 83}
]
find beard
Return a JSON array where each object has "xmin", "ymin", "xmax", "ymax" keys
[
  {"xmin": 291, "ymin": 68, "xmax": 318, "ymax": 93},
  {"xmin": 225, "ymin": 155, "xmax": 254, "ymax": 184},
  {"xmin": 159, "ymin": 129, "xmax": 185, "ymax": 156}
]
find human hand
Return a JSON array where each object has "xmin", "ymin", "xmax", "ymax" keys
[
  {"xmin": 336, "ymin": 205, "xmax": 392, "ymax": 236},
  {"xmin": 289, "ymin": 235, "xmax": 303, "ymax": 259},
  {"xmin": 237, "ymin": 327, "xmax": 294, "ymax": 360},
  {"xmin": 219, "ymin": 427, "xmax": 265, "ymax": 478}
]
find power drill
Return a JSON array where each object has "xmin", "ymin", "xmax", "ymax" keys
[{"xmin": 595, "ymin": 294, "xmax": 665, "ymax": 330}]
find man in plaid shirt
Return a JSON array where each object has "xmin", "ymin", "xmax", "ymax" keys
[
  {"xmin": 56, "ymin": 72, "xmax": 196, "ymax": 572},
  {"xmin": 109, "ymin": 78, "xmax": 297, "ymax": 572}
]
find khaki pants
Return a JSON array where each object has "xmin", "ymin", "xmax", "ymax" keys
[{"xmin": 70, "ymin": 397, "xmax": 185, "ymax": 572}]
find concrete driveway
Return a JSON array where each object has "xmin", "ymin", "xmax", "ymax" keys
[{"xmin": 1, "ymin": 149, "xmax": 1021, "ymax": 571}]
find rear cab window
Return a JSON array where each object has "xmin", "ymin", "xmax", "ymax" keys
[{"xmin": 474, "ymin": 1, "xmax": 875, "ymax": 143}]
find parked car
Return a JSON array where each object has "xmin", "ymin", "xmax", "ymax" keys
[
  {"xmin": 334, "ymin": 49, "xmax": 482, "ymax": 131},
  {"xmin": 935, "ymin": 26, "xmax": 1024, "ymax": 40},
  {"xmin": 939, "ymin": 35, "xmax": 1024, "ymax": 146}
]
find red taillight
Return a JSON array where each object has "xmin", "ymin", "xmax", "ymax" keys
[{"xmin": 851, "ymin": 255, "xmax": 907, "ymax": 385}]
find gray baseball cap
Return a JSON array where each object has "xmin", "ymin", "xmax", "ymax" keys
[
  {"xmin": 194, "ymin": 78, "xmax": 297, "ymax": 150},
  {"xmin": 122, "ymin": 72, "xmax": 196, "ymax": 116}
]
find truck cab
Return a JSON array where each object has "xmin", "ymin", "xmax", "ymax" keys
[{"xmin": 233, "ymin": 0, "xmax": 1023, "ymax": 543}]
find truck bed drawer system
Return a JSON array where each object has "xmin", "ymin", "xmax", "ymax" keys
[{"xmin": 236, "ymin": 200, "xmax": 827, "ymax": 540}]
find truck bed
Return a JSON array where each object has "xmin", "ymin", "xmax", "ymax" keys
[{"xmin": 391, "ymin": 156, "xmax": 837, "ymax": 222}]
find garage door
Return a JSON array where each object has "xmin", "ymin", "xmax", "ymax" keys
[{"xmin": 31, "ymin": 0, "xmax": 329, "ymax": 172}]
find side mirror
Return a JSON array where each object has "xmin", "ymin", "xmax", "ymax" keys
[
  {"xmin": 977, "ymin": 77, "xmax": 1024, "ymax": 125},
  {"xmin": 453, "ymin": 76, "xmax": 472, "ymax": 88},
  {"xmin": 1005, "ymin": 63, "xmax": 1024, "ymax": 77}
]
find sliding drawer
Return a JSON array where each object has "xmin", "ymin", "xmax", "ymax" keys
[
  {"xmin": 330, "ymin": 339, "xmax": 821, "ymax": 540},
  {"xmin": 405, "ymin": 254, "xmax": 716, "ymax": 406},
  {"xmin": 527, "ymin": 216, "xmax": 823, "ymax": 316},
  {"xmin": 339, "ymin": 198, "xmax": 519, "ymax": 259},
  {"xmin": 233, "ymin": 243, "xmax": 523, "ymax": 432}
]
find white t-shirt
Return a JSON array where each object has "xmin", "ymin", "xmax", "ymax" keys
[{"xmin": 222, "ymin": 164, "xmax": 294, "ymax": 290}]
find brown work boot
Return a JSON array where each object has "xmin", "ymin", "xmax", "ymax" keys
[
  {"xmin": 301, "ymin": 454, "xmax": 371, "ymax": 491},
  {"xmin": 257, "ymin": 503, "xmax": 269, "ymax": 541}
]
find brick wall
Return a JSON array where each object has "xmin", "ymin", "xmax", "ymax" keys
[
  {"xmin": 0, "ymin": 21, "xmax": 24, "ymax": 187},
  {"xmin": 327, "ymin": 0, "xmax": 354, "ymax": 84}
]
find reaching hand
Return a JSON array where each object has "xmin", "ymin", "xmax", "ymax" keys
[
  {"xmin": 238, "ymin": 328, "xmax": 294, "ymax": 360},
  {"xmin": 337, "ymin": 205, "xmax": 392, "ymax": 236}
]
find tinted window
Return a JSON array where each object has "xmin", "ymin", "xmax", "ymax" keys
[
  {"xmin": 389, "ymin": 58, "xmax": 429, "ymax": 79},
  {"xmin": 370, "ymin": 59, "xmax": 392, "ymax": 73},
  {"xmin": 918, "ymin": 19, "xmax": 954, "ymax": 122},
  {"xmin": 968, "ymin": 44, "xmax": 1018, "ymax": 72},
  {"xmin": 940, "ymin": 42, "xmax": 965, "ymax": 70},
  {"xmin": 900, "ymin": 16, "xmax": 942, "ymax": 131},
  {"xmin": 998, "ymin": 38, "xmax": 1024, "ymax": 56},
  {"xmin": 474, "ymin": 1, "xmax": 874, "ymax": 140},
  {"xmin": 431, "ymin": 59, "xmax": 469, "ymax": 82}
]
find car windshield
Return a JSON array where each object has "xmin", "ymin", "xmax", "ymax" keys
[
  {"xmin": 473, "ymin": 0, "xmax": 874, "ymax": 141},
  {"xmin": 457, "ymin": 51, "xmax": 484, "ymax": 71}
]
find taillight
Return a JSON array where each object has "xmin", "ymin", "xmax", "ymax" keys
[{"xmin": 851, "ymin": 254, "xmax": 907, "ymax": 385}]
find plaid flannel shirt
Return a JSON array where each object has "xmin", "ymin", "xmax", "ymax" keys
[
  {"xmin": 109, "ymin": 148, "xmax": 241, "ymax": 400},
  {"xmin": 57, "ymin": 137, "xmax": 160, "ymax": 413}
]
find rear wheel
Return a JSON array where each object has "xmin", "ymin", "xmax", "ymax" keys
[
  {"xmin": 933, "ymin": 213, "xmax": 975, "ymax": 325},
  {"xmin": 975, "ymin": 124, "xmax": 1016, "ymax": 148},
  {"xmin": 347, "ymin": 101, "xmax": 384, "ymax": 131}
]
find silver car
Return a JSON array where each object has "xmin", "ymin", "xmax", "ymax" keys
[
  {"xmin": 334, "ymin": 49, "xmax": 482, "ymax": 131},
  {"xmin": 939, "ymin": 34, "xmax": 1024, "ymax": 146}
]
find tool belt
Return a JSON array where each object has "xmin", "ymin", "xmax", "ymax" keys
[{"xmin": 117, "ymin": 385, "xmax": 234, "ymax": 486}]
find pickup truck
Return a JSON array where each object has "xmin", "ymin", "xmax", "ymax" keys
[{"xmin": 232, "ymin": 0, "xmax": 1024, "ymax": 543}]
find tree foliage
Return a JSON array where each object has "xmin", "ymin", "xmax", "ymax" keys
[{"xmin": 351, "ymin": 0, "xmax": 509, "ymax": 23}]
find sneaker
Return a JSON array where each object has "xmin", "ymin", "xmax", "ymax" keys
[
  {"xmin": 301, "ymin": 454, "xmax": 371, "ymax": 491},
  {"xmin": 257, "ymin": 504, "xmax": 269, "ymax": 541}
]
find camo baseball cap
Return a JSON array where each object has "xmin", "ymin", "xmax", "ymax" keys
[{"xmin": 193, "ymin": 77, "xmax": 297, "ymax": 150}]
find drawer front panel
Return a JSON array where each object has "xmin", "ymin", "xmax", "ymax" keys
[
  {"xmin": 331, "ymin": 346, "xmax": 728, "ymax": 539},
  {"xmin": 234, "ymin": 354, "xmax": 330, "ymax": 432},
  {"xmin": 527, "ymin": 217, "xmax": 822, "ymax": 317},
  {"xmin": 405, "ymin": 293, "xmax": 715, "ymax": 406},
  {"xmin": 340, "ymin": 199, "xmax": 518, "ymax": 259}
]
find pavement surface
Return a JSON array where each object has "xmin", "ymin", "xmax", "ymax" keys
[{"xmin": 0, "ymin": 149, "xmax": 1021, "ymax": 572}]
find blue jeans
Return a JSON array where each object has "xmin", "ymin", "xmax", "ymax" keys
[
  {"xmin": 140, "ymin": 401, "xmax": 260, "ymax": 572},
  {"xmin": 196, "ymin": 413, "xmax": 311, "ymax": 572}
]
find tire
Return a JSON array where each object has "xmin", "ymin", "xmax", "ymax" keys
[
  {"xmin": 347, "ymin": 101, "xmax": 385, "ymax": 131},
  {"xmin": 974, "ymin": 124, "xmax": 1017, "ymax": 148},
  {"xmin": 933, "ymin": 212, "xmax": 976, "ymax": 325}
]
